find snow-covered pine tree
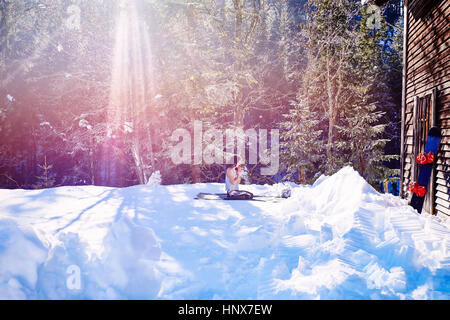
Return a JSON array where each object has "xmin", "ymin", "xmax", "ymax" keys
[
  {"xmin": 336, "ymin": 2, "xmax": 400, "ymax": 183},
  {"xmin": 335, "ymin": 83, "xmax": 397, "ymax": 184},
  {"xmin": 281, "ymin": 0, "xmax": 400, "ymax": 184},
  {"xmin": 281, "ymin": 90, "xmax": 324, "ymax": 184},
  {"xmin": 298, "ymin": 0, "xmax": 361, "ymax": 174}
]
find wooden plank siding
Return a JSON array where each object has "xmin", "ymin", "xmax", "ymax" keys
[{"xmin": 402, "ymin": 0, "xmax": 450, "ymax": 219}]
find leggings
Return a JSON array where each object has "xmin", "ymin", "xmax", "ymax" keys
[{"xmin": 227, "ymin": 190, "xmax": 254, "ymax": 200}]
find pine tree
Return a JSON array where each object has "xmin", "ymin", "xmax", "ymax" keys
[
  {"xmin": 283, "ymin": 0, "xmax": 399, "ymax": 183},
  {"xmin": 281, "ymin": 90, "xmax": 324, "ymax": 184},
  {"xmin": 33, "ymin": 156, "xmax": 56, "ymax": 189},
  {"xmin": 299, "ymin": 0, "xmax": 361, "ymax": 174},
  {"xmin": 335, "ymin": 84, "xmax": 397, "ymax": 184},
  {"xmin": 337, "ymin": 2, "xmax": 400, "ymax": 183}
]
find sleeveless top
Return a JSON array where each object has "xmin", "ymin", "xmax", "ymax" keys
[{"xmin": 225, "ymin": 168, "xmax": 239, "ymax": 193}]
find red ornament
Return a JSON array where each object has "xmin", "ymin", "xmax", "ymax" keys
[
  {"xmin": 416, "ymin": 152, "xmax": 435, "ymax": 164},
  {"xmin": 408, "ymin": 181, "xmax": 426, "ymax": 197},
  {"xmin": 426, "ymin": 152, "xmax": 435, "ymax": 163},
  {"xmin": 416, "ymin": 153, "xmax": 427, "ymax": 164}
]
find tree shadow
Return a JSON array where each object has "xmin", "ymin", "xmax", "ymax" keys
[
  {"xmin": 3, "ymin": 187, "xmax": 111, "ymax": 218},
  {"xmin": 55, "ymin": 189, "xmax": 116, "ymax": 233}
]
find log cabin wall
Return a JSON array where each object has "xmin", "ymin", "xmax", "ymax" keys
[{"xmin": 401, "ymin": 0, "xmax": 450, "ymax": 218}]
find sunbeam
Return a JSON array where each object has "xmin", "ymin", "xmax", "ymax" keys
[{"xmin": 108, "ymin": 0, "xmax": 154, "ymax": 132}]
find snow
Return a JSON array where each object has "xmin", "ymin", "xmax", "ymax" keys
[
  {"xmin": 78, "ymin": 119, "xmax": 92, "ymax": 130},
  {"xmin": 147, "ymin": 171, "xmax": 161, "ymax": 186},
  {"xmin": 123, "ymin": 122, "xmax": 133, "ymax": 133},
  {"xmin": 40, "ymin": 121, "xmax": 52, "ymax": 128},
  {"xmin": 0, "ymin": 166, "xmax": 449, "ymax": 299}
]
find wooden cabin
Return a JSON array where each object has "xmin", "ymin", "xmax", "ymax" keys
[
  {"xmin": 396, "ymin": 0, "xmax": 449, "ymax": 218},
  {"xmin": 374, "ymin": 0, "xmax": 449, "ymax": 218}
]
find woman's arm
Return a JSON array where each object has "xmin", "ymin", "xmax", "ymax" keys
[{"xmin": 226, "ymin": 167, "xmax": 241, "ymax": 185}]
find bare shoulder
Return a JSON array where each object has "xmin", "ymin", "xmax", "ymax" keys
[{"xmin": 226, "ymin": 167, "xmax": 234, "ymax": 176}]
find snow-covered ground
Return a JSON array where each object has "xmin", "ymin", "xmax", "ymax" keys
[{"xmin": 0, "ymin": 166, "xmax": 449, "ymax": 299}]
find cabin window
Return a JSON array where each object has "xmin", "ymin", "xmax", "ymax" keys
[
  {"xmin": 411, "ymin": 88, "xmax": 437, "ymax": 213},
  {"xmin": 416, "ymin": 94, "xmax": 432, "ymax": 154},
  {"xmin": 412, "ymin": 90, "xmax": 436, "ymax": 177}
]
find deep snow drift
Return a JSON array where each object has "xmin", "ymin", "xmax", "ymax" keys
[{"xmin": 0, "ymin": 166, "xmax": 449, "ymax": 299}]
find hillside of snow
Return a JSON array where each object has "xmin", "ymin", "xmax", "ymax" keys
[{"xmin": 0, "ymin": 166, "xmax": 449, "ymax": 299}]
